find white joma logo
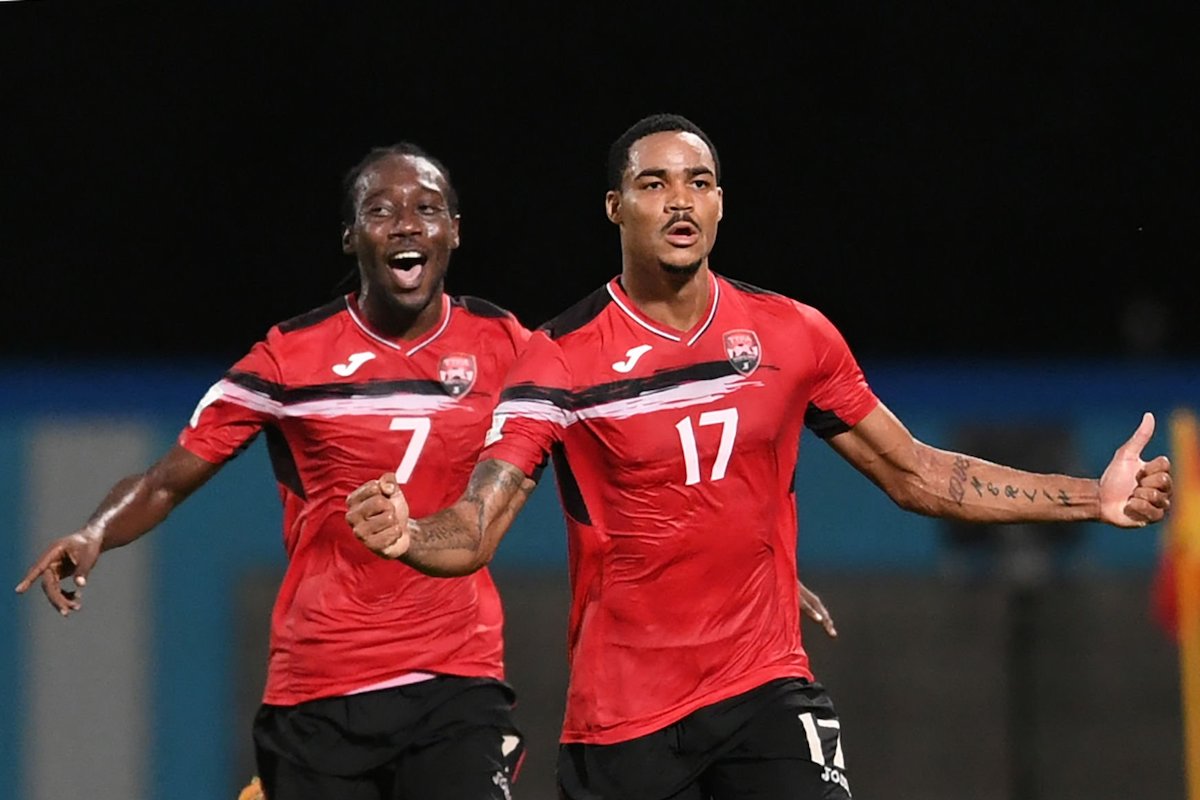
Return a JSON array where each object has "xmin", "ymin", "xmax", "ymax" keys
[
  {"xmin": 332, "ymin": 351, "xmax": 376, "ymax": 376},
  {"xmin": 612, "ymin": 344, "xmax": 652, "ymax": 373}
]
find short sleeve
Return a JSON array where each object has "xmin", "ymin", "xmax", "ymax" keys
[
  {"xmin": 793, "ymin": 301, "xmax": 879, "ymax": 437},
  {"xmin": 177, "ymin": 334, "xmax": 282, "ymax": 463},
  {"xmin": 477, "ymin": 330, "xmax": 571, "ymax": 477}
]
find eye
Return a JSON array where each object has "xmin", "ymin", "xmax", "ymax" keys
[
  {"xmin": 418, "ymin": 203, "xmax": 445, "ymax": 215},
  {"xmin": 365, "ymin": 204, "xmax": 392, "ymax": 218},
  {"xmin": 691, "ymin": 178, "xmax": 712, "ymax": 189},
  {"xmin": 640, "ymin": 179, "xmax": 665, "ymax": 190}
]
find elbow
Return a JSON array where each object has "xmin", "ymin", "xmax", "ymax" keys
[
  {"xmin": 439, "ymin": 554, "xmax": 491, "ymax": 577},
  {"xmin": 887, "ymin": 486, "xmax": 921, "ymax": 514},
  {"xmin": 450, "ymin": 546, "xmax": 497, "ymax": 577},
  {"xmin": 894, "ymin": 492, "xmax": 938, "ymax": 517},
  {"xmin": 401, "ymin": 551, "xmax": 488, "ymax": 578},
  {"xmin": 422, "ymin": 564, "xmax": 479, "ymax": 578},
  {"xmin": 882, "ymin": 475, "xmax": 938, "ymax": 517}
]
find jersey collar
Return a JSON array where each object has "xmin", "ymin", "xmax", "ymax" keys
[
  {"xmin": 345, "ymin": 293, "xmax": 453, "ymax": 357},
  {"xmin": 605, "ymin": 270, "xmax": 720, "ymax": 347}
]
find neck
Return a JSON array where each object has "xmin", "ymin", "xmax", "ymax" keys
[
  {"xmin": 620, "ymin": 258, "xmax": 710, "ymax": 331},
  {"xmin": 356, "ymin": 288, "xmax": 444, "ymax": 341}
]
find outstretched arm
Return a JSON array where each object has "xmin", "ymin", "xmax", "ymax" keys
[
  {"xmin": 346, "ymin": 457, "xmax": 537, "ymax": 577},
  {"xmin": 829, "ymin": 405, "xmax": 1172, "ymax": 527},
  {"xmin": 14, "ymin": 444, "xmax": 222, "ymax": 615}
]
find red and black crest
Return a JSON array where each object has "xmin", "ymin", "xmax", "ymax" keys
[
  {"xmin": 438, "ymin": 353, "xmax": 477, "ymax": 398},
  {"xmin": 723, "ymin": 329, "xmax": 761, "ymax": 376}
]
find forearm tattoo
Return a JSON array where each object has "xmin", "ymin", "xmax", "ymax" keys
[
  {"xmin": 949, "ymin": 455, "xmax": 1072, "ymax": 507},
  {"xmin": 465, "ymin": 459, "xmax": 529, "ymax": 539},
  {"xmin": 411, "ymin": 460, "xmax": 529, "ymax": 551},
  {"xmin": 949, "ymin": 456, "xmax": 969, "ymax": 505}
]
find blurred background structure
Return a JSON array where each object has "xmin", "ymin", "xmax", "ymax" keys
[
  {"xmin": 2, "ymin": 3, "xmax": 1197, "ymax": 799},
  {"xmin": 5, "ymin": 367, "xmax": 1196, "ymax": 800}
]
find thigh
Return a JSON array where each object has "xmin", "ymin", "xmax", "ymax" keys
[
  {"xmin": 557, "ymin": 679, "xmax": 811, "ymax": 800},
  {"xmin": 704, "ymin": 757, "xmax": 850, "ymax": 800},
  {"xmin": 397, "ymin": 724, "xmax": 523, "ymax": 800},
  {"xmin": 704, "ymin": 681, "xmax": 852, "ymax": 800},
  {"xmin": 256, "ymin": 740, "xmax": 391, "ymax": 800},
  {"xmin": 557, "ymin": 734, "xmax": 706, "ymax": 800},
  {"xmin": 394, "ymin": 680, "xmax": 523, "ymax": 800}
]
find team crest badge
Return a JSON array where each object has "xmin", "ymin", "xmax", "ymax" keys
[
  {"xmin": 438, "ymin": 353, "xmax": 477, "ymax": 398},
  {"xmin": 723, "ymin": 329, "xmax": 761, "ymax": 376}
]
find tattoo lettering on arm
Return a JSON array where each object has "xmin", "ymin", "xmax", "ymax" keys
[
  {"xmin": 947, "ymin": 454, "xmax": 1076, "ymax": 512},
  {"xmin": 950, "ymin": 456, "xmax": 969, "ymax": 505},
  {"xmin": 1040, "ymin": 488, "xmax": 1071, "ymax": 506}
]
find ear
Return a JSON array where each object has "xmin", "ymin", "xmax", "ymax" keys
[
  {"xmin": 716, "ymin": 186, "xmax": 724, "ymax": 222},
  {"xmin": 449, "ymin": 215, "xmax": 462, "ymax": 250},
  {"xmin": 605, "ymin": 190, "xmax": 621, "ymax": 224},
  {"xmin": 341, "ymin": 227, "xmax": 353, "ymax": 254}
]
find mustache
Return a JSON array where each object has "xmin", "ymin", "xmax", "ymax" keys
[{"xmin": 662, "ymin": 212, "xmax": 699, "ymax": 233}]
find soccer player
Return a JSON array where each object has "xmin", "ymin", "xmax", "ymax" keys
[
  {"xmin": 15, "ymin": 143, "xmax": 534, "ymax": 800},
  {"xmin": 15, "ymin": 138, "xmax": 839, "ymax": 800},
  {"xmin": 345, "ymin": 113, "xmax": 1174, "ymax": 800}
]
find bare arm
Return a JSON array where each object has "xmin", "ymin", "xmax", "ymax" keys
[
  {"xmin": 347, "ymin": 458, "xmax": 537, "ymax": 577},
  {"xmin": 14, "ymin": 444, "xmax": 222, "ymax": 614},
  {"xmin": 828, "ymin": 404, "xmax": 1172, "ymax": 527}
]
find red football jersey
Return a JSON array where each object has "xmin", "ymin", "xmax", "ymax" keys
[
  {"xmin": 180, "ymin": 293, "xmax": 530, "ymax": 706},
  {"xmin": 480, "ymin": 272, "xmax": 879, "ymax": 744}
]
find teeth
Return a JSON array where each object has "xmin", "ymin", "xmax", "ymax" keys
[{"xmin": 389, "ymin": 251, "xmax": 423, "ymax": 265}]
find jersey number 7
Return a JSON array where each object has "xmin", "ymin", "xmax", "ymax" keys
[{"xmin": 389, "ymin": 417, "xmax": 431, "ymax": 483}]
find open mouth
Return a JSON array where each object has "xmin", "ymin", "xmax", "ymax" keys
[
  {"xmin": 387, "ymin": 250, "xmax": 427, "ymax": 289},
  {"xmin": 664, "ymin": 222, "xmax": 699, "ymax": 247}
]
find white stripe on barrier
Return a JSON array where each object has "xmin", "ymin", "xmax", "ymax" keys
[{"xmin": 23, "ymin": 421, "xmax": 155, "ymax": 800}]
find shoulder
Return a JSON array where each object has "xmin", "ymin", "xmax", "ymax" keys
[
  {"xmin": 719, "ymin": 275, "xmax": 827, "ymax": 326},
  {"xmin": 538, "ymin": 283, "xmax": 613, "ymax": 341},
  {"xmin": 259, "ymin": 297, "xmax": 352, "ymax": 355},
  {"xmin": 224, "ymin": 299, "xmax": 350, "ymax": 388},
  {"xmin": 452, "ymin": 294, "xmax": 520, "ymax": 321},
  {"xmin": 241, "ymin": 297, "xmax": 352, "ymax": 380},
  {"xmin": 451, "ymin": 295, "xmax": 533, "ymax": 346},
  {"xmin": 722, "ymin": 276, "xmax": 785, "ymax": 299},
  {"xmin": 274, "ymin": 297, "xmax": 348, "ymax": 336},
  {"xmin": 720, "ymin": 276, "xmax": 798, "ymax": 317}
]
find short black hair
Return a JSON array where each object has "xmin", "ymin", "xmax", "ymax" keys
[
  {"xmin": 606, "ymin": 113, "xmax": 721, "ymax": 191},
  {"xmin": 340, "ymin": 142, "xmax": 460, "ymax": 225}
]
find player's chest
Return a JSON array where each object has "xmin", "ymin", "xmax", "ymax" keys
[
  {"xmin": 281, "ymin": 344, "xmax": 507, "ymax": 460},
  {"xmin": 567, "ymin": 329, "xmax": 798, "ymax": 467}
]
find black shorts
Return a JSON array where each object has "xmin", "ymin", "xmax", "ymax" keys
[
  {"xmin": 558, "ymin": 677, "xmax": 851, "ymax": 800},
  {"xmin": 253, "ymin": 675, "xmax": 524, "ymax": 800}
]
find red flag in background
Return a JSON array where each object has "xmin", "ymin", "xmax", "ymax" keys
[
  {"xmin": 1152, "ymin": 409, "xmax": 1200, "ymax": 800},
  {"xmin": 1152, "ymin": 410, "xmax": 1200, "ymax": 642},
  {"xmin": 1152, "ymin": 544, "xmax": 1179, "ymax": 638}
]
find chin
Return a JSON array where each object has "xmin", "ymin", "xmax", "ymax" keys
[
  {"xmin": 388, "ymin": 288, "xmax": 435, "ymax": 313},
  {"xmin": 659, "ymin": 259, "xmax": 702, "ymax": 277}
]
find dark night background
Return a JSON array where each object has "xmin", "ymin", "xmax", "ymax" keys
[{"xmin": 2, "ymin": 2, "xmax": 1196, "ymax": 365}]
